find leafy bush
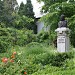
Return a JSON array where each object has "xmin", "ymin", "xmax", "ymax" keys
[
  {"xmin": 0, "ymin": 44, "xmax": 74, "ymax": 75},
  {"xmin": 15, "ymin": 29, "xmax": 36, "ymax": 46},
  {"xmin": 6, "ymin": 28, "xmax": 36, "ymax": 46},
  {"xmin": 32, "ymin": 51, "xmax": 74, "ymax": 67},
  {"xmin": 68, "ymin": 15, "xmax": 75, "ymax": 47},
  {"xmin": 0, "ymin": 27, "xmax": 37, "ymax": 52},
  {"xmin": 0, "ymin": 45, "xmax": 44, "ymax": 75},
  {"xmin": 36, "ymin": 31, "xmax": 49, "ymax": 44},
  {"xmin": 25, "ymin": 42, "xmax": 46, "ymax": 56},
  {"xmin": 51, "ymin": 52, "xmax": 74, "ymax": 67},
  {"xmin": 0, "ymin": 40, "xmax": 8, "ymax": 53},
  {"xmin": 0, "ymin": 27, "xmax": 12, "ymax": 53},
  {"xmin": 33, "ymin": 53, "xmax": 54, "ymax": 65},
  {"xmin": 25, "ymin": 43, "xmax": 74, "ymax": 67},
  {"xmin": 14, "ymin": 15, "xmax": 36, "ymax": 33},
  {"xmin": 36, "ymin": 31, "xmax": 57, "ymax": 46},
  {"xmin": 33, "ymin": 66, "xmax": 75, "ymax": 75},
  {"xmin": 21, "ymin": 63, "xmax": 42, "ymax": 74},
  {"xmin": 0, "ymin": 52, "xmax": 21, "ymax": 75}
]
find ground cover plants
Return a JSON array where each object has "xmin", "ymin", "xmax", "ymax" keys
[{"xmin": 0, "ymin": 42, "xmax": 74, "ymax": 75}]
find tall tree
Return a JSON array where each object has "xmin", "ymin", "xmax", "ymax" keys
[
  {"xmin": 3, "ymin": 0, "xmax": 19, "ymax": 14},
  {"xmin": 18, "ymin": 0, "xmax": 36, "ymax": 33},
  {"xmin": 37, "ymin": 0, "xmax": 75, "ymax": 46},
  {"xmin": 0, "ymin": 0, "xmax": 4, "ymax": 23},
  {"xmin": 18, "ymin": 0, "xmax": 34, "ymax": 18},
  {"xmin": 1, "ymin": 0, "xmax": 19, "ymax": 27},
  {"xmin": 37, "ymin": 0, "xmax": 75, "ymax": 13},
  {"xmin": 24, "ymin": 0, "xmax": 34, "ymax": 18},
  {"xmin": 0, "ymin": 0, "xmax": 4, "ymax": 15},
  {"xmin": 18, "ymin": 2, "xmax": 25, "ymax": 16}
]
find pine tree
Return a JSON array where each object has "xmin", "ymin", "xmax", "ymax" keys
[
  {"xmin": 18, "ymin": 2, "xmax": 25, "ymax": 16},
  {"xmin": 18, "ymin": 0, "xmax": 36, "ymax": 33},
  {"xmin": 1, "ymin": 0, "xmax": 19, "ymax": 27},
  {"xmin": 18, "ymin": 0, "xmax": 34, "ymax": 18},
  {"xmin": 0, "ymin": 0, "xmax": 6, "ymax": 27},
  {"xmin": 24, "ymin": 0, "xmax": 34, "ymax": 18},
  {"xmin": 0, "ymin": 0, "xmax": 4, "ymax": 20},
  {"xmin": 3, "ymin": 0, "xmax": 19, "ymax": 14}
]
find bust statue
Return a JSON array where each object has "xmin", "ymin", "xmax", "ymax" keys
[{"xmin": 58, "ymin": 14, "xmax": 67, "ymax": 28}]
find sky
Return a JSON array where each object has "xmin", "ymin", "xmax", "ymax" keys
[{"xmin": 17, "ymin": 0, "xmax": 44, "ymax": 18}]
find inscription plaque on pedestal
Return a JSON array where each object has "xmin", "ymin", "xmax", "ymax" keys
[
  {"xmin": 55, "ymin": 28, "xmax": 70, "ymax": 52},
  {"xmin": 57, "ymin": 36, "xmax": 66, "ymax": 52}
]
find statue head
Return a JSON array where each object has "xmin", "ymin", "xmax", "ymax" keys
[
  {"xmin": 60, "ymin": 14, "xmax": 65, "ymax": 21},
  {"xmin": 58, "ymin": 14, "xmax": 67, "ymax": 28}
]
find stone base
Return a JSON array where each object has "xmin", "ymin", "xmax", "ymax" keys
[
  {"xmin": 57, "ymin": 35, "xmax": 69, "ymax": 52},
  {"xmin": 55, "ymin": 27, "xmax": 70, "ymax": 53}
]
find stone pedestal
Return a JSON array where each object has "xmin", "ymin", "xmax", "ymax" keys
[{"xmin": 55, "ymin": 27, "xmax": 70, "ymax": 52}]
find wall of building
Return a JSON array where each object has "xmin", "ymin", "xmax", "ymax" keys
[
  {"xmin": 36, "ymin": 21, "xmax": 50, "ymax": 33},
  {"xmin": 36, "ymin": 21, "xmax": 44, "ymax": 33}
]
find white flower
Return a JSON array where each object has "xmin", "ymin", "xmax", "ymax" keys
[{"xmin": 18, "ymin": 51, "xmax": 22, "ymax": 55}]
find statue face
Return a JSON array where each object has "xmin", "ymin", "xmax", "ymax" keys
[{"xmin": 60, "ymin": 14, "xmax": 65, "ymax": 21}]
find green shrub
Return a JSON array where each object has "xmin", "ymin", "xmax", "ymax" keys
[
  {"xmin": 36, "ymin": 31, "xmax": 49, "ymax": 43},
  {"xmin": 51, "ymin": 52, "xmax": 74, "ymax": 67},
  {"xmin": 7, "ymin": 28, "xmax": 36, "ymax": 46},
  {"xmin": 36, "ymin": 31, "xmax": 57, "ymax": 46},
  {"xmin": 15, "ymin": 29, "xmax": 36, "ymax": 46},
  {"xmin": 0, "ymin": 27, "xmax": 12, "ymax": 53},
  {"xmin": 33, "ymin": 53, "xmax": 54, "ymax": 65},
  {"xmin": 0, "ymin": 45, "xmax": 74, "ymax": 75},
  {"xmin": 0, "ymin": 40, "xmax": 8, "ymax": 53},
  {"xmin": 21, "ymin": 63, "xmax": 43, "ymax": 74},
  {"xmin": 32, "ymin": 51, "xmax": 74, "ymax": 67},
  {"xmin": 68, "ymin": 15, "xmax": 75, "ymax": 47},
  {"xmin": 0, "ymin": 62, "xmax": 21, "ymax": 75},
  {"xmin": 32, "ymin": 62, "xmax": 75, "ymax": 75},
  {"xmin": 25, "ymin": 42, "xmax": 46, "ymax": 56}
]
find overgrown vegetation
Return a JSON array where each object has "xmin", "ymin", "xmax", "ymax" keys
[
  {"xmin": 0, "ymin": 43, "xmax": 74, "ymax": 75},
  {"xmin": 0, "ymin": 0, "xmax": 75, "ymax": 75}
]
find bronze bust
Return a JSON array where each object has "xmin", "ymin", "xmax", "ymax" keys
[{"xmin": 58, "ymin": 14, "xmax": 67, "ymax": 28}]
